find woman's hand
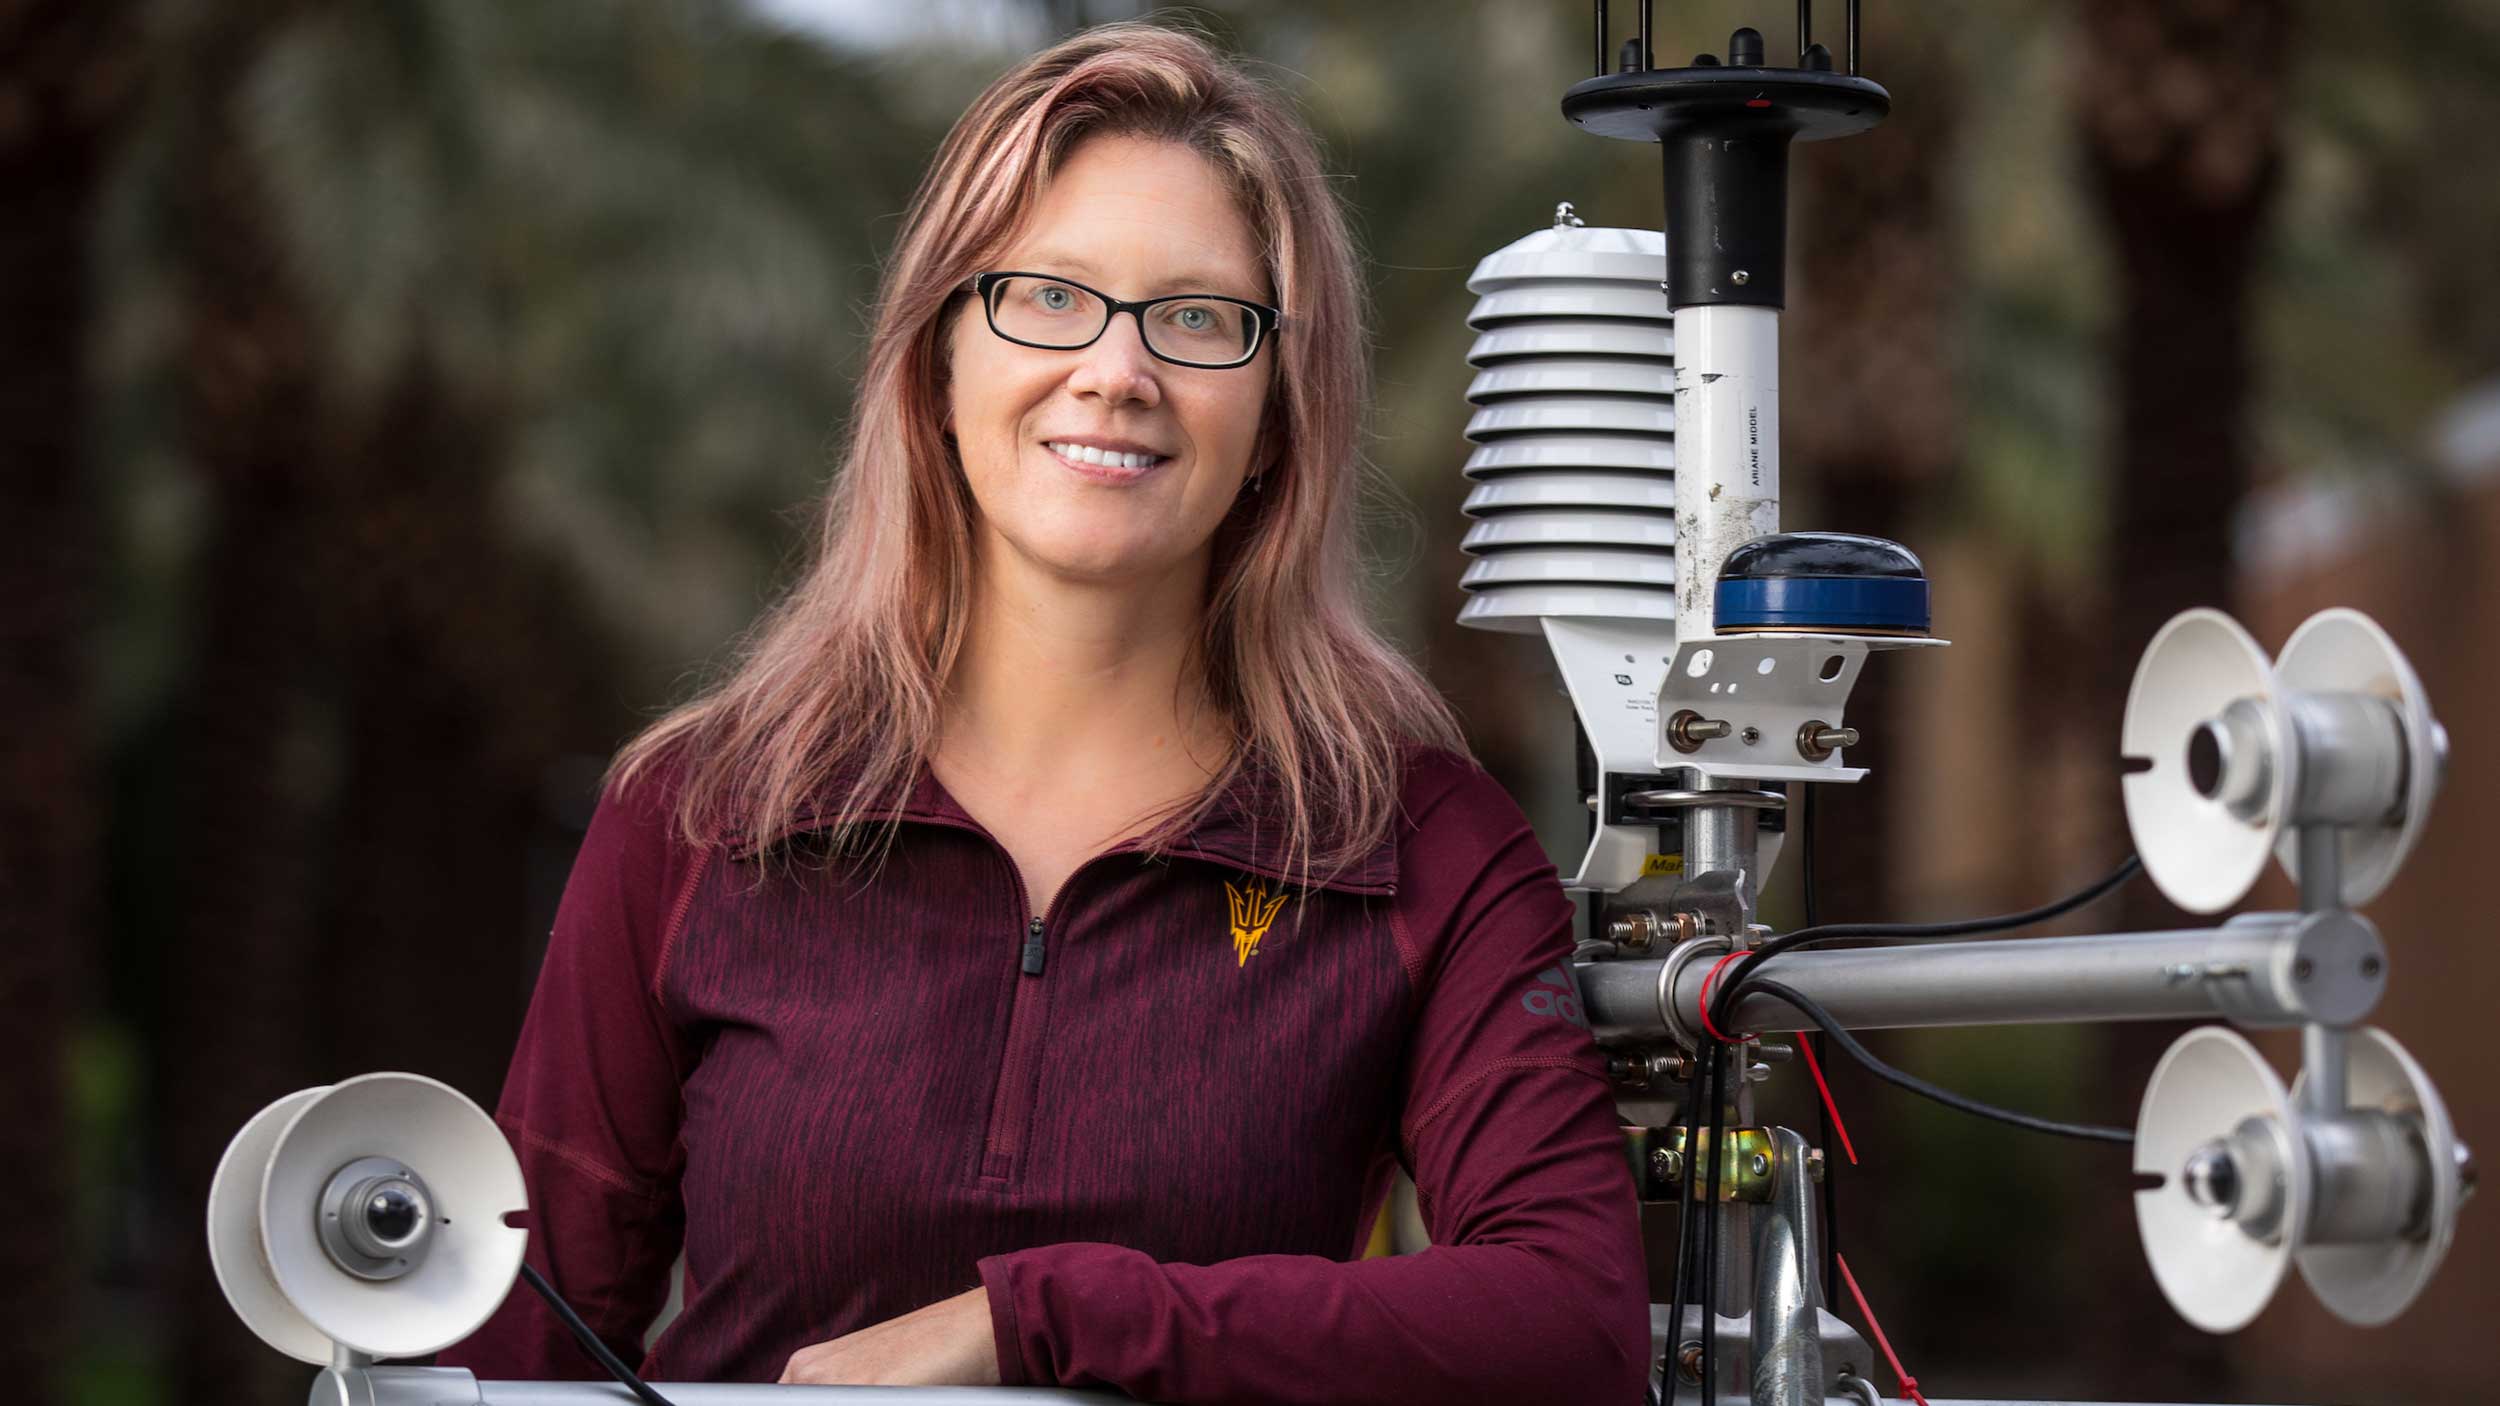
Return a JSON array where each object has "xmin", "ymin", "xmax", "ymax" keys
[{"xmin": 776, "ymin": 1285, "xmax": 1002, "ymax": 1387}]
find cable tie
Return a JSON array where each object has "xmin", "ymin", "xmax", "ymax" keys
[
  {"xmin": 1836, "ymin": 1253, "xmax": 1930, "ymax": 1406},
  {"xmin": 1697, "ymin": 950, "xmax": 1760, "ymax": 1045}
]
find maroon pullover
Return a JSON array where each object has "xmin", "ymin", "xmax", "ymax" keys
[{"xmin": 436, "ymin": 746, "xmax": 1650, "ymax": 1403}]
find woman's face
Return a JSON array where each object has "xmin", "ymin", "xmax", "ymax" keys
[{"xmin": 946, "ymin": 134, "xmax": 1274, "ymax": 591}]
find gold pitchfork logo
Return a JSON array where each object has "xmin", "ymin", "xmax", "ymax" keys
[{"xmin": 1224, "ymin": 879, "xmax": 1291, "ymax": 967}]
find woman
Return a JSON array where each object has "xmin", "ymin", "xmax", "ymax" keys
[{"xmin": 438, "ymin": 20, "xmax": 1649, "ymax": 1404}]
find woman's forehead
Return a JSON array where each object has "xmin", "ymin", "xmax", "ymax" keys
[{"xmin": 1005, "ymin": 137, "xmax": 1268, "ymax": 301}]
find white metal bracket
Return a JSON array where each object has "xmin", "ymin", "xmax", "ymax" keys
[{"xmin": 1655, "ymin": 631, "xmax": 1948, "ymax": 784}]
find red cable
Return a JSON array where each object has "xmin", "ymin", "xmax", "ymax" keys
[
  {"xmin": 1795, "ymin": 1035, "xmax": 1859, "ymax": 1165},
  {"xmin": 1696, "ymin": 950, "xmax": 1760, "ymax": 1045},
  {"xmin": 1836, "ymin": 1253, "xmax": 1930, "ymax": 1406}
]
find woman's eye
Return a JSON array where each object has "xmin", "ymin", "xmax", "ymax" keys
[
  {"xmin": 1163, "ymin": 302, "xmax": 1217, "ymax": 332},
  {"xmin": 1034, "ymin": 286, "xmax": 1075, "ymax": 312}
]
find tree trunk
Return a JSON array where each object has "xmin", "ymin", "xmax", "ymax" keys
[
  {"xmin": 152, "ymin": 5, "xmax": 343, "ymax": 1402},
  {"xmin": 320, "ymin": 360, "xmax": 618, "ymax": 1103},
  {"xmin": 2068, "ymin": 0, "xmax": 2290, "ymax": 1392},
  {"xmin": 1784, "ymin": 7, "xmax": 1962, "ymax": 924},
  {"xmin": 0, "ymin": 3, "xmax": 137, "ymax": 1399}
]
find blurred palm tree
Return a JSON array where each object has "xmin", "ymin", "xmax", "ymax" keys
[{"xmin": 92, "ymin": 2, "xmax": 932, "ymax": 1398}]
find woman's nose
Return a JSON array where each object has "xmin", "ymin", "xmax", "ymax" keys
[{"xmin": 1064, "ymin": 311, "xmax": 1163, "ymax": 408}]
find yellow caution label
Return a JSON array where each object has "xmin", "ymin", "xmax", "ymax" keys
[{"xmin": 1641, "ymin": 854, "xmax": 1684, "ymax": 879}]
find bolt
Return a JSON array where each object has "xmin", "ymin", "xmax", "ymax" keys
[
  {"xmin": 1608, "ymin": 910, "xmax": 1661, "ymax": 951},
  {"xmin": 1806, "ymin": 1147, "xmax": 1827, "ymax": 1183},
  {"xmin": 1731, "ymin": 269, "xmax": 1751, "ymax": 285},
  {"xmin": 1659, "ymin": 1148, "xmax": 1686, "ymax": 1183},
  {"xmin": 1748, "ymin": 1151, "xmax": 1771, "ymax": 1177},
  {"xmin": 1797, "ymin": 721, "xmax": 1861, "ymax": 761},
  {"xmin": 1678, "ymin": 1342, "xmax": 1705, "ymax": 1384},
  {"xmin": 1739, "ymin": 726, "xmax": 1762, "ymax": 746},
  {"xmin": 1652, "ymin": 1049, "xmax": 1698, "ymax": 1082},
  {"xmin": 1668, "ymin": 709, "xmax": 1732, "ymax": 753},
  {"xmin": 2294, "ymin": 957, "xmax": 2315, "ymax": 982}
]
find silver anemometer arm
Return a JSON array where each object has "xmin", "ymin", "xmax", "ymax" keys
[{"xmin": 1582, "ymin": 911, "xmax": 2382, "ymax": 1043}]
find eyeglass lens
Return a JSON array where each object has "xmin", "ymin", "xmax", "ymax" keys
[{"xmin": 987, "ymin": 276, "xmax": 1260, "ymax": 366}]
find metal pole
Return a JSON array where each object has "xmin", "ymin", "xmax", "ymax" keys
[
  {"xmin": 2296, "ymin": 824, "xmax": 2351, "ymax": 1115},
  {"xmin": 1682, "ymin": 789, "xmax": 1765, "ymax": 921},
  {"xmin": 1750, "ymin": 1128, "xmax": 1823, "ymax": 1406},
  {"xmin": 1580, "ymin": 917, "xmax": 2320, "ymax": 1041}
]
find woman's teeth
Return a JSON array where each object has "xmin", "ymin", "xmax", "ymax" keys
[{"xmin": 1046, "ymin": 441, "xmax": 1166, "ymax": 469}]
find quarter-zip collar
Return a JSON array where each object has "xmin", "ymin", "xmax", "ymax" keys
[{"xmin": 724, "ymin": 758, "xmax": 1398, "ymax": 897}]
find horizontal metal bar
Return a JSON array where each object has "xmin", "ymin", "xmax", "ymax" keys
[
  {"xmin": 337, "ymin": 1367, "xmax": 1138, "ymax": 1406},
  {"xmin": 479, "ymin": 1386, "xmax": 1126, "ymax": 1405},
  {"xmin": 1582, "ymin": 915, "xmax": 2335, "ymax": 1041}
]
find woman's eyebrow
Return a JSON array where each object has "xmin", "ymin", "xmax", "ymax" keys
[{"xmin": 1016, "ymin": 251, "xmax": 1264, "ymax": 301}]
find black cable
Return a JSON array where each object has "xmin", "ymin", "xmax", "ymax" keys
[
  {"xmin": 1649, "ymin": 1047, "xmax": 1711, "ymax": 1406},
  {"xmin": 520, "ymin": 1262, "xmax": 679, "ymax": 1406},
  {"xmin": 1699, "ymin": 1041, "xmax": 1728, "ymax": 1406},
  {"xmin": 1660, "ymin": 1045, "xmax": 1714, "ymax": 1406},
  {"xmin": 1708, "ymin": 853, "xmax": 2144, "ymax": 1035},
  {"xmin": 1743, "ymin": 979, "xmax": 2136, "ymax": 1144}
]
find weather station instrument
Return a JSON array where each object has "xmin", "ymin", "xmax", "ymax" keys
[{"xmin": 204, "ymin": 4, "xmax": 2471, "ymax": 1404}]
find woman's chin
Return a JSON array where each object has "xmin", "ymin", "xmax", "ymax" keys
[
  {"xmin": 1044, "ymin": 551, "xmax": 1182, "ymax": 587},
  {"xmin": 1020, "ymin": 534, "xmax": 1193, "ymax": 588}
]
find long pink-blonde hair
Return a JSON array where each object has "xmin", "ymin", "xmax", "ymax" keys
[{"xmin": 613, "ymin": 18, "xmax": 1464, "ymax": 885}]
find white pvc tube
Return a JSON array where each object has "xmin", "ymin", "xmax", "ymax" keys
[{"xmin": 1670, "ymin": 304, "xmax": 1781, "ymax": 637}]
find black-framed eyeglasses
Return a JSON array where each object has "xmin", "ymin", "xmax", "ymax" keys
[{"xmin": 965, "ymin": 271, "xmax": 1281, "ymax": 370}]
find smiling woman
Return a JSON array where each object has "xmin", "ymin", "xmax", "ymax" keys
[
  {"xmin": 434, "ymin": 19, "xmax": 1651, "ymax": 1405},
  {"xmin": 945, "ymin": 135, "xmax": 1274, "ymax": 595}
]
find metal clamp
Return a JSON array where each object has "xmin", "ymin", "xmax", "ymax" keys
[{"xmin": 1622, "ymin": 788, "xmax": 1788, "ymax": 813}]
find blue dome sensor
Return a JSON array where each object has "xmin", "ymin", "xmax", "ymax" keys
[{"xmin": 1713, "ymin": 532, "xmax": 1931, "ymax": 635}]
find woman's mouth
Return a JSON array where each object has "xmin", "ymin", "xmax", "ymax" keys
[{"xmin": 1043, "ymin": 440, "xmax": 1173, "ymax": 482}]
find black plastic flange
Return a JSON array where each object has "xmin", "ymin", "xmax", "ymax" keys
[{"xmin": 1560, "ymin": 66, "xmax": 1888, "ymax": 309}]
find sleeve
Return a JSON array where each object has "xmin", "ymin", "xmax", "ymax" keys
[
  {"xmin": 433, "ymin": 765, "xmax": 702, "ymax": 1381},
  {"xmin": 976, "ymin": 757, "xmax": 1652, "ymax": 1406}
]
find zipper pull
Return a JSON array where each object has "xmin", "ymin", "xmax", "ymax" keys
[{"xmin": 1020, "ymin": 915, "xmax": 1047, "ymax": 976}]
